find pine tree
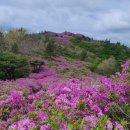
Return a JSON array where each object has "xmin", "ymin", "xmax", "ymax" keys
[{"xmin": 45, "ymin": 41, "xmax": 56, "ymax": 58}]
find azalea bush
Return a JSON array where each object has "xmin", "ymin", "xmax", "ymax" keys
[{"xmin": 0, "ymin": 56, "xmax": 129, "ymax": 130}]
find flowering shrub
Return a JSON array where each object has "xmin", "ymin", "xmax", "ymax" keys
[
  {"xmin": 8, "ymin": 118, "xmax": 36, "ymax": 130},
  {"xmin": 0, "ymin": 57, "xmax": 129, "ymax": 130}
]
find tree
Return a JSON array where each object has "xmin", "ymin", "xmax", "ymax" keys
[
  {"xmin": 4, "ymin": 28, "xmax": 27, "ymax": 51},
  {"xmin": 0, "ymin": 52, "xmax": 30, "ymax": 80},
  {"xmin": 45, "ymin": 41, "xmax": 57, "ymax": 58},
  {"xmin": 104, "ymin": 39, "xmax": 110, "ymax": 43},
  {"xmin": 0, "ymin": 31, "xmax": 6, "ymax": 51},
  {"xmin": 30, "ymin": 58, "xmax": 44, "ymax": 73},
  {"xmin": 96, "ymin": 56, "xmax": 117, "ymax": 76},
  {"xmin": 116, "ymin": 42, "xmax": 121, "ymax": 46}
]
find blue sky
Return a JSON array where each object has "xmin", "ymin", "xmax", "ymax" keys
[{"xmin": 0, "ymin": 0, "xmax": 130, "ymax": 46}]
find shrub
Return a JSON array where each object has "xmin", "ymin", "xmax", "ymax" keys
[
  {"xmin": 96, "ymin": 56, "xmax": 117, "ymax": 76},
  {"xmin": 80, "ymin": 50, "xmax": 87, "ymax": 61},
  {"xmin": 0, "ymin": 52, "xmax": 30, "ymax": 80}
]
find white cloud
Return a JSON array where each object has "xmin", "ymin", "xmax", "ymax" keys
[{"xmin": 0, "ymin": 0, "xmax": 130, "ymax": 46}]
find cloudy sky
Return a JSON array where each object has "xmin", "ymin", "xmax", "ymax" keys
[{"xmin": 0, "ymin": 0, "xmax": 130, "ymax": 46}]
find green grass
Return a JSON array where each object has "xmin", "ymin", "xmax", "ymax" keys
[
  {"xmin": 48, "ymin": 63, "xmax": 57, "ymax": 67},
  {"xmin": 58, "ymin": 69, "xmax": 70, "ymax": 75}
]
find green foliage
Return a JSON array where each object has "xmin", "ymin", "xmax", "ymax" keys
[
  {"xmin": 68, "ymin": 123, "xmax": 74, "ymax": 130},
  {"xmin": 0, "ymin": 31, "xmax": 6, "ymax": 51},
  {"xmin": 1, "ymin": 28, "xmax": 130, "ymax": 76},
  {"xmin": 48, "ymin": 118, "xmax": 59, "ymax": 130},
  {"xmin": 48, "ymin": 63, "xmax": 57, "ymax": 67},
  {"xmin": 58, "ymin": 69, "xmax": 70, "ymax": 75},
  {"xmin": 30, "ymin": 59, "xmax": 44, "ymax": 73},
  {"xmin": 11, "ymin": 43, "xmax": 19, "ymax": 53},
  {"xmin": 109, "ymin": 104, "xmax": 130, "ymax": 126},
  {"xmin": 33, "ymin": 126, "xmax": 40, "ymax": 130},
  {"xmin": 58, "ymin": 111, "xmax": 64, "ymax": 118},
  {"xmin": 22, "ymin": 89, "xmax": 29, "ymax": 98},
  {"xmin": 57, "ymin": 47, "xmax": 78, "ymax": 59},
  {"xmin": 72, "ymin": 36, "xmax": 130, "ymax": 74},
  {"xmin": 12, "ymin": 116, "xmax": 18, "ymax": 123},
  {"xmin": 45, "ymin": 41, "xmax": 57, "ymax": 59},
  {"xmin": 122, "ymin": 104, "xmax": 130, "ymax": 113},
  {"xmin": 80, "ymin": 50, "xmax": 88, "ymax": 61},
  {"xmin": 0, "ymin": 52, "xmax": 30, "ymax": 80},
  {"xmin": 95, "ymin": 56, "xmax": 117, "ymax": 75},
  {"xmin": 28, "ymin": 112, "xmax": 36, "ymax": 119},
  {"xmin": 64, "ymin": 57, "xmax": 73, "ymax": 62},
  {"xmin": 89, "ymin": 57, "xmax": 101, "ymax": 72},
  {"xmin": 96, "ymin": 115, "xmax": 109, "ymax": 129},
  {"xmin": 4, "ymin": 28, "xmax": 27, "ymax": 51},
  {"xmin": 76, "ymin": 100, "xmax": 88, "ymax": 110}
]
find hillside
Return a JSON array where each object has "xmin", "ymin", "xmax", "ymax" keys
[
  {"xmin": 0, "ymin": 29, "xmax": 130, "ymax": 129},
  {"xmin": 1, "ymin": 30, "xmax": 130, "ymax": 75},
  {"xmin": 0, "ymin": 55, "xmax": 130, "ymax": 129}
]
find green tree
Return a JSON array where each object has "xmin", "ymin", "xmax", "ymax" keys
[
  {"xmin": 4, "ymin": 28, "xmax": 27, "ymax": 51},
  {"xmin": 45, "ymin": 41, "xmax": 57, "ymax": 58},
  {"xmin": 0, "ymin": 31, "xmax": 6, "ymax": 51},
  {"xmin": 30, "ymin": 59, "xmax": 44, "ymax": 73},
  {"xmin": 0, "ymin": 52, "xmax": 30, "ymax": 80}
]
